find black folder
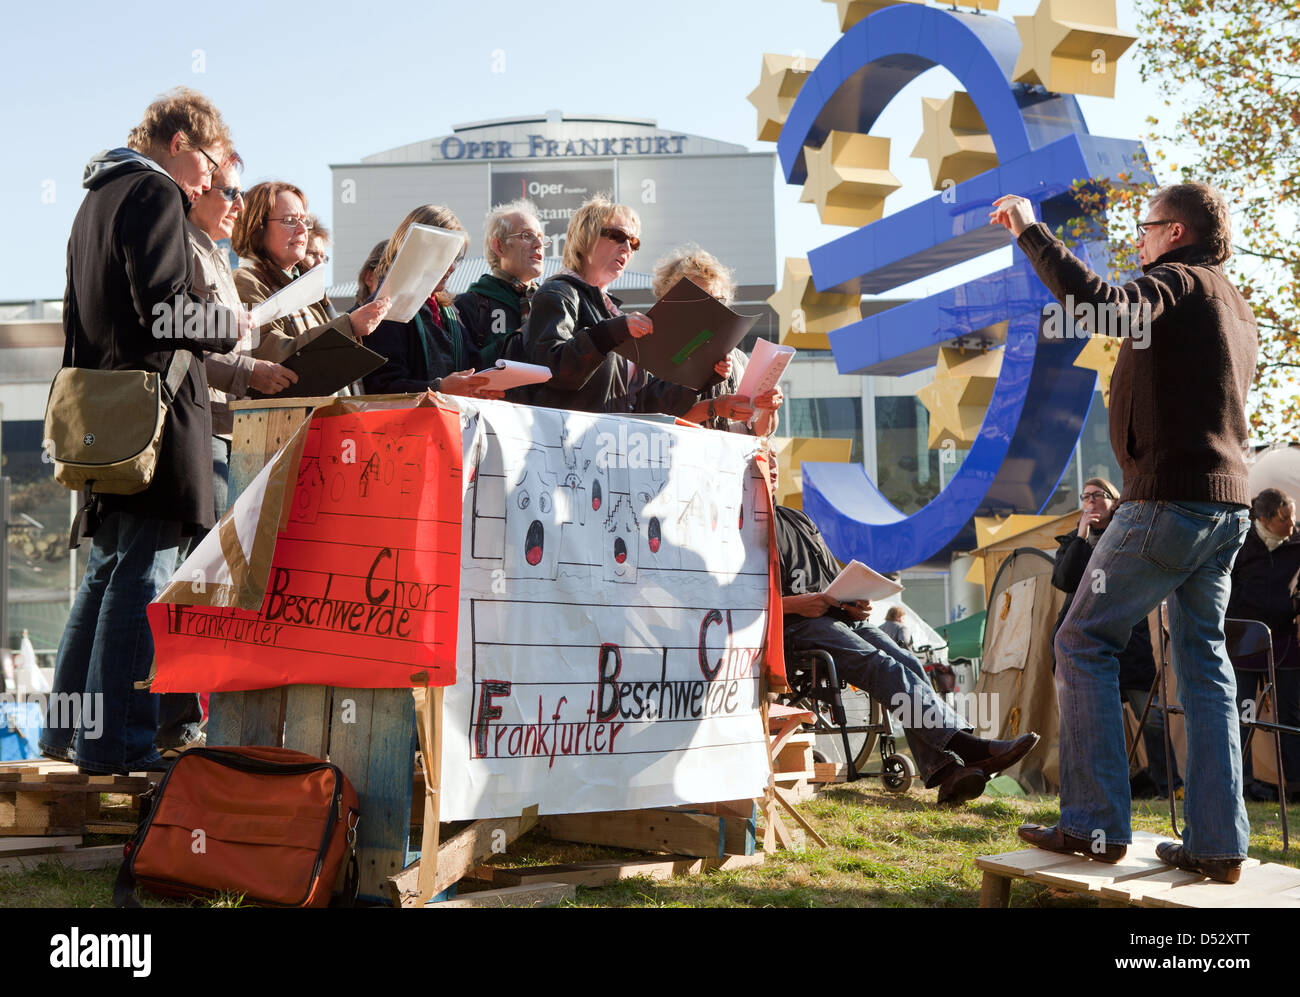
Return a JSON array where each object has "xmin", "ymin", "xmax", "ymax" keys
[{"xmin": 246, "ymin": 327, "xmax": 387, "ymax": 399}]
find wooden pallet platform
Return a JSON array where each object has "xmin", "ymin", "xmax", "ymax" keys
[
  {"xmin": 0, "ymin": 760, "xmax": 156, "ymax": 837},
  {"xmin": 476, "ymin": 852, "xmax": 765, "ymax": 888},
  {"xmin": 976, "ymin": 831, "xmax": 1300, "ymax": 908}
]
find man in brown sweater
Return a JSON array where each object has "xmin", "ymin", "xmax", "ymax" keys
[{"xmin": 990, "ymin": 184, "xmax": 1258, "ymax": 883}]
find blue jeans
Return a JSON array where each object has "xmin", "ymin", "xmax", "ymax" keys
[
  {"xmin": 784, "ymin": 616, "xmax": 971, "ymax": 784},
  {"xmin": 1120, "ymin": 686, "xmax": 1181, "ymax": 795},
  {"xmin": 156, "ymin": 436, "xmax": 230, "ymax": 749},
  {"xmin": 1055, "ymin": 500, "xmax": 1250, "ymax": 858},
  {"xmin": 38, "ymin": 511, "xmax": 182, "ymax": 773}
]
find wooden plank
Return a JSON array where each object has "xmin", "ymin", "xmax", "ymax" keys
[
  {"xmin": 771, "ymin": 785, "xmax": 828, "ymax": 848},
  {"xmin": 83, "ymin": 822, "xmax": 136, "ymax": 836},
  {"xmin": 0, "ymin": 844, "xmax": 123, "ymax": 874},
  {"xmin": 412, "ymin": 686, "xmax": 442, "ymax": 905},
  {"xmin": 975, "ymin": 848, "xmax": 1084, "ymax": 878},
  {"xmin": 360, "ymin": 688, "xmax": 417, "ymax": 902},
  {"xmin": 1099, "ymin": 867, "xmax": 1203, "ymax": 905},
  {"xmin": 325, "ymin": 687, "xmax": 378, "ymax": 898},
  {"xmin": 810, "ymin": 762, "xmax": 848, "ymax": 784},
  {"xmin": 425, "ymin": 882, "xmax": 575, "ymax": 908},
  {"xmin": 541, "ymin": 810, "xmax": 726, "ymax": 858},
  {"xmin": 0, "ymin": 789, "xmax": 87, "ymax": 835},
  {"xmin": 486, "ymin": 853, "xmax": 765, "ymax": 888},
  {"xmin": 1148, "ymin": 862, "xmax": 1300, "ymax": 908},
  {"xmin": 282, "ymin": 685, "xmax": 332, "ymax": 757},
  {"xmin": 206, "ymin": 692, "xmax": 245, "ymax": 749},
  {"xmin": 239, "ymin": 687, "xmax": 285, "ymax": 747},
  {"xmin": 0, "ymin": 835, "xmax": 81, "ymax": 855}
]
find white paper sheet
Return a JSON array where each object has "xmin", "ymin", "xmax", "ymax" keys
[
  {"xmin": 822, "ymin": 559, "xmax": 904, "ymax": 603},
  {"xmin": 247, "ymin": 266, "xmax": 326, "ymax": 328},
  {"xmin": 376, "ymin": 223, "xmax": 466, "ymax": 323},
  {"xmin": 735, "ymin": 337, "xmax": 795, "ymax": 400},
  {"xmin": 475, "ymin": 359, "xmax": 552, "ymax": 390}
]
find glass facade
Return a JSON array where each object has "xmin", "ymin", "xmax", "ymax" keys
[{"xmin": 787, "ymin": 395, "xmax": 863, "ymax": 464}]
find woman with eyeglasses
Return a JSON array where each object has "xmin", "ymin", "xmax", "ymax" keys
[
  {"xmin": 523, "ymin": 194, "xmax": 699, "ymax": 415},
  {"xmin": 1050, "ymin": 477, "xmax": 1180, "ymax": 797},
  {"xmin": 360, "ymin": 204, "xmax": 501, "ymax": 399},
  {"xmin": 232, "ymin": 181, "xmax": 390, "ymax": 367}
]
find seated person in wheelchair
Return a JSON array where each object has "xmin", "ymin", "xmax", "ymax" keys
[{"xmin": 769, "ymin": 452, "xmax": 1040, "ymax": 803}]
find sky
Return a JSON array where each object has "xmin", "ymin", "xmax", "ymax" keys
[{"xmin": 0, "ymin": 0, "xmax": 1169, "ymax": 303}]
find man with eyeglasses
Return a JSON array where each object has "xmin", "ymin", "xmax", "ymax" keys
[
  {"xmin": 42, "ymin": 88, "xmax": 246, "ymax": 776},
  {"xmin": 456, "ymin": 200, "xmax": 549, "ymax": 364},
  {"xmin": 991, "ymin": 183, "xmax": 1259, "ymax": 883}
]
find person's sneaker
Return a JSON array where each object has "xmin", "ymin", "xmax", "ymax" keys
[
  {"xmin": 158, "ymin": 732, "xmax": 206, "ymax": 759},
  {"xmin": 1155, "ymin": 841, "xmax": 1243, "ymax": 884}
]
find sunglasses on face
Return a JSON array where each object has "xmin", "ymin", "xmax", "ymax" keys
[
  {"xmin": 601, "ymin": 227, "xmax": 640, "ymax": 251},
  {"xmin": 214, "ymin": 185, "xmax": 244, "ymax": 203}
]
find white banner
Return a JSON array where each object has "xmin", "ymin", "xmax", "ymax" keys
[{"xmin": 440, "ymin": 401, "xmax": 773, "ymax": 820}]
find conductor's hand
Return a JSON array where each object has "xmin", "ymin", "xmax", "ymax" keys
[
  {"xmin": 247, "ymin": 360, "xmax": 298, "ymax": 396},
  {"xmin": 783, "ymin": 592, "xmax": 836, "ymax": 619},
  {"xmin": 626, "ymin": 312, "xmax": 653, "ymax": 338},
  {"xmin": 989, "ymin": 195, "xmax": 1036, "ymax": 238},
  {"xmin": 347, "ymin": 297, "xmax": 392, "ymax": 338}
]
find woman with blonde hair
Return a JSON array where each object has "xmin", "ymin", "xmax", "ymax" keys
[
  {"xmin": 523, "ymin": 194, "xmax": 699, "ymax": 414},
  {"xmin": 233, "ymin": 181, "xmax": 390, "ymax": 364},
  {"xmin": 652, "ymin": 245, "xmax": 784, "ymax": 435},
  {"xmin": 360, "ymin": 204, "xmax": 498, "ymax": 398}
]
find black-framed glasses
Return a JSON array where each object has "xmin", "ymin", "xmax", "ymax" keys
[
  {"xmin": 1080, "ymin": 490, "xmax": 1110, "ymax": 502},
  {"xmin": 270, "ymin": 215, "xmax": 313, "ymax": 230},
  {"xmin": 188, "ymin": 138, "xmax": 222, "ymax": 177},
  {"xmin": 214, "ymin": 185, "xmax": 243, "ymax": 203},
  {"xmin": 1136, "ymin": 219, "xmax": 1175, "ymax": 237},
  {"xmin": 506, "ymin": 231, "xmax": 551, "ymax": 248},
  {"xmin": 601, "ymin": 227, "xmax": 641, "ymax": 251}
]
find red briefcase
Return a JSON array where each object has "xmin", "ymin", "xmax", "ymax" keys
[{"xmin": 114, "ymin": 745, "xmax": 359, "ymax": 908}]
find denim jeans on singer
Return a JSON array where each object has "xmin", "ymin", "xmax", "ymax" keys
[
  {"xmin": 38, "ymin": 510, "xmax": 182, "ymax": 773},
  {"xmin": 1055, "ymin": 499, "xmax": 1250, "ymax": 858}
]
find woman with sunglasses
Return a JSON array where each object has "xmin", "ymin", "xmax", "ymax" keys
[
  {"xmin": 232, "ymin": 181, "xmax": 390, "ymax": 368},
  {"xmin": 523, "ymin": 194, "xmax": 698, "ymax": 415},
  {"xmin": 360, "ymin": 204, "xmax": 501, "ymax": 399}
]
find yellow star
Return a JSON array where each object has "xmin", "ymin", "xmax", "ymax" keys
[
  {"xmin": 915, "ymin": 346, "xmax": 1002, "ymax": 449},
  {"xmin": 748, "ymin": 52, "xmax": 820, "ymax": 143},
  {"xmin": 821, "ymin": 0, "xmax": 924, "ymax": 32},
  {"xmin": 767, "ymin": 258, "xmax": 862, "ymax": 350},
  {"xmin": 972, "ymin": 513, "xmax": 1064, "ymax": 550},
  {"xmin": 799, "ymin": 131, "xmax": 901, "ymax": 227},
  {"xmin": 1012, "ymin": 0, "xmax": 1136, "ymax": 98},
  {"xmin": 771, "ymin": 436, "xmax": 854, "ymax": 509},
  {"xmin": 1072, "ymin": 334, "xmax": 1122, "ymax": 406},
  {"xmin": 910, "ymin": 92, "xmax": 999, "ymax": 191}
]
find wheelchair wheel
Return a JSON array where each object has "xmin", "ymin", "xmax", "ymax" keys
[
  {"xmin": 788, "ymin": 683, "xmax": 882, "ymax": 778},
  {"xmin": 881, "ymin": 752, "xmax": 917, "ymax": 793}
]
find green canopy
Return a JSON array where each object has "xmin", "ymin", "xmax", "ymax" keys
[{"xmin": 936, "ymin": 611, "xmax": 986, "ymax": 660}]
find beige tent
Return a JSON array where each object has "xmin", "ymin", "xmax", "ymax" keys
[{"xmin": 974, "ymin": 548, "xmax": 1065, "ymax": 793}]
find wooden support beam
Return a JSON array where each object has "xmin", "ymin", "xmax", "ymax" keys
[
  {"xmin": 424, "ymin": 882, "xmax": 575, "ymax": 908},
  {"xmin": 483, "ymin": 852, "xmax": 765, "ymax": 888},
  {"xmin": 771, "ymin": 785, "xmax": 828, "ymax": 848},
  {"xmin": 387, "ymin": 804, "xmax": 540, "ymax": 908},
  {"xmin": 540, "ymin": 810, "xmax": 726, "ymax": 858},
  {"xmin": 0, "ymin": 844, "xmax": 123, "ymax": 874}
]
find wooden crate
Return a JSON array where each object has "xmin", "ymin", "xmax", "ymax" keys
[{"xmin": 0, "ymin": 761, "xmax": 154, "ymax": 837}]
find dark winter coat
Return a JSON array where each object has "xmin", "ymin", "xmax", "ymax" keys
[
  {"xmin": 64, "ymin": 148, "xmax": 239, "ymax": 531},
  {"xmin": 455, "ymin": 271, "xmax": 532, "ymax": 365},
  {"xmin": 522, "ymin": 272, "xmax": 697, "ymax": 415},
  {"xmin": 1227, "ymin": 526, "xmax": 1300, "ymax": 670},
  {"xmin": 361, "ymin": 300, "xmax": 480, "ymax": 395}
]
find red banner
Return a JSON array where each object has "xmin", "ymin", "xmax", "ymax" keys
[{"xmin": 148, "ymin": 405, "xmax": 463, "ymax": 691}]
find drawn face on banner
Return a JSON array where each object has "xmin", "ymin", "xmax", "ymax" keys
[
  {"xmin": 504, "ymin": 447, "xmax": 566, "ymax": 580},
  {"xmin": 603, "ymin": 493, "xmax": 640, "ymax": 583},
  {"xmin": 638, "ymin": 481, "xmax": 679, "ymax": 571}
]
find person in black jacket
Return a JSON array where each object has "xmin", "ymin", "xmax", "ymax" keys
[
  {"xmin": 361, "ymin": 204, "xmax": 500, "ymax": 399},
  {"xmin": 1050, "ymin": 477, "xmax": 1180, "ymax": 797},
  {"xmin": 522, "ymin": 195, "xmax": 702, "ymax": 415},
  {"xmin": 1228, "ymin": 488, "xmax": 1300, "ymax": 800},
  {"xmin": 39, "ymin": 89, "xmax": 242, "ymax": 775}
]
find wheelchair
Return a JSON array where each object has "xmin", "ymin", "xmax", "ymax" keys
[{"xmin": 777, "ymin": 649, "xmax": 919, "ymax": 792}]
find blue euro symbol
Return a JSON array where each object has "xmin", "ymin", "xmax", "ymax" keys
[{"xmin": 779, "ymin": 4, "xmax": 1150, "ymax": 571}]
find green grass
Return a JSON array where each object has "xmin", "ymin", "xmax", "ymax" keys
[{"xmin": 4, "ymin": 787, "xmax": 1298, "ymax": 907}]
